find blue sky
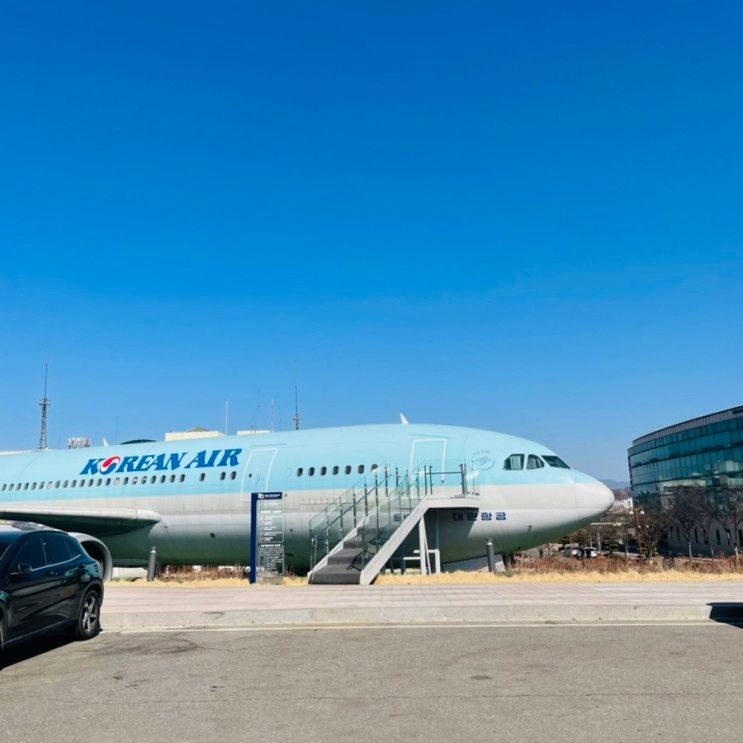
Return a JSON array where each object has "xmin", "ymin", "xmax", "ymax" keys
[{"xmin": 1, "ymin": 1, "xmax": 741, "ymax": 479}]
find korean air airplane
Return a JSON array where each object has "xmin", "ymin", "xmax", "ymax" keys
[{"xmin": 0, "ymin": 424, "xmax": 614, "ymax": 581}]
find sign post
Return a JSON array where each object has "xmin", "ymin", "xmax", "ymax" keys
[{"xmin": 249, "ymin": 491, "xmax": 284, "ymax": 584}]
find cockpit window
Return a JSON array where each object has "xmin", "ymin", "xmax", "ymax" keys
[
  {"xmin": 504, "ymin": 454, "xmax": 524, "ymax": 471},
  {"xmin": 542, "ymin": 455, "xmax": 570, "ymax": 469},
  {"xmin": 526, "ymin": 455, "xmax": 544, "ymax": 470}
]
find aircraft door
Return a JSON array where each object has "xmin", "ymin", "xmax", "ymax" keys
[
  {"xmin": 409, "ymin": 438, "xmax": 447, "ymax": 485},
  {"xmin": 241, "ymin": 447, "xmax": 278, "ymax": 497}
]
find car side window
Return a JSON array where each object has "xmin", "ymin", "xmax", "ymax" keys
[
  {"xmin": 64, "ymin": 538, "xmax": 85, "ymax": 558},
  {"xmin": 44, "ymin": 534, "xmax": 73, "ymax": 565},
  {"xmin": 16, "ymin": 539, "xmax": 46, "ymax": 570},
  {"xmin": 504, "ymin": 454, "xmax": 524, "ymax": 471}
]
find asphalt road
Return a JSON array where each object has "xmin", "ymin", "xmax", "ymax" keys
[{"xmin": 3, "ymin": 622, "xmax": 743, "ymax": 742}]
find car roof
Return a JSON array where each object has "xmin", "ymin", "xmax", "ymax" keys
[{"xmin": 0, "ymin": 521, "xmax": 56, "ymax": 541}]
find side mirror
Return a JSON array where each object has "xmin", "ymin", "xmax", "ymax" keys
[{"xmin": 9, "ymin": 563, "xmax": 32, "ymax": 580}]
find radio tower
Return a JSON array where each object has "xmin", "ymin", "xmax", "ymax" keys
[
  {"xmin": 38, "ymin": 363, "xmax": 50, "ymax": 450},
  {"xmin": 292, "ymin": 386, "xmax": 301, "ymax": 431}
]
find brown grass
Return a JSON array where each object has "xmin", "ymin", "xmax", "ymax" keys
[{"xmin": 109, "ymin": 557, "xmax": 743, "ymax": 587}]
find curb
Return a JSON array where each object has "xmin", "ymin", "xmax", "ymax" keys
[{"xmin": 101, "ymin": 603, "xmax": 722, "ymax": 630}]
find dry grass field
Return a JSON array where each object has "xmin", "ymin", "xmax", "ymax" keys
[{"xmin": 110, "ymin": 556, "xmax": 743, "ymax": 587}]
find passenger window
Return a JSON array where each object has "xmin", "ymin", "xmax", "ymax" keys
[
  {"xmin": 180, "ymin": 474, "xmax": 185, "ymax": 482},
  {"xmin": 332, "ymin": 466, "xmax": 339, "ymax": 475},
  {"xmin": 170, "ymin": 475, "xmax": 176, "ymax": 483},
  {"xmin": 220, "ymin": 472, "xmax": 226, "ymax": 481},
  {"xmin": 132, "ymin": 477, "xmax": 138, "ymax": 485},
  {"xmin": 308, "ymin": 467, "xmax": 315, "ymax": 476},
  {"xmin": 320, "ymin": 466, "xmax": 327, "ymax": 476},
  {"xmin": 160, "ymin": 475, "xmax": 166, "ymax": 484},
  {"xmin": 504, "ymin": 454, "xmax": 524, "ymax": 471},
  {"xmin": 230, "ymin": 471, "xmax": 237, "ymax": 480},
  {"xmin": 16, "ymin": 539, "xmax": 45, "ymax": 570},
  {"xmin": 44, "ymin": 535, "xmax": 72, "ymax": 565},
  {"xmin": 358, "ymin": 465, "xmax": 365, "ymax": 474},
  {"xmin": 297, "ymin": 468, "xmax": 303, "ymax": 477},
  {"xmin": 150, "ymin": 476, "xmax": 156, "ymax": 484},
  {"xmin": 199, "ymin": 473, "xmax": 206, "ymax": 482},
  {"xmin": 527, "ymin": 455, "xmax": 544, "ymax": 470},
  {"xmin": 371, "ymin": 464, "xmax": 379, "ymax": 472},
  {"xmin": 124, "ymin": 477, "xmax": 130, "ymax": 485},
  {"xmin": 345, "ymin": 465, "xmax": 352, "ymax": 475}
]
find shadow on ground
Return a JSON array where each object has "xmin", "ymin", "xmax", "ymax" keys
[
  {"xmin": 0, "ymin": 627, "xmax": 75, "ymax": 670},
  {"xmin": 708, "ymin": 603, "xmax": 743, "ymax": 627}
]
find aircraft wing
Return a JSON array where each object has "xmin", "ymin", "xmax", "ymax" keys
[{"xmin": 0, "ymin": 506, "xmax": 161, "ymax": 537}]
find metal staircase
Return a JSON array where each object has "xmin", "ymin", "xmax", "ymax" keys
[{"xmin": 308, "ymin": 464, "xmax": 481, "ymax": 585}]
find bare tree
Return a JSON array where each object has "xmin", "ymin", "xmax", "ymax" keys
[
  {"xmin": 635, "ymin": 499, "xmax": 671, "ymax": 558},
  {"xmin": 668, "ymin": 486, "xmax": 704, "ymax": 560},
  {"xmin": 717, "ymin": 487, "xmax": 743, "ymax": 563}
]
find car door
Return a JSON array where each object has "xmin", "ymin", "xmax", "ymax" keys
[
  {"xmin": 4, "ymin": 536, "xmax": 62, "ymax": 641},
  {"xmin": 42, "ymin": 533, "xmax": 84, "ymax": 621}
]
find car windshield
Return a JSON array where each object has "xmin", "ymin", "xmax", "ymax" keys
[{"xmin": 542, "ymin": 455, "xmax": 570, "ymax": 469}]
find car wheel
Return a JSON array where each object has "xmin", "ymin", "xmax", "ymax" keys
[{"xmin": 74, "ymin": 590, "xmax": 101, "ymax": 640}]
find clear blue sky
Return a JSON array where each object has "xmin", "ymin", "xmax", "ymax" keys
[{"xmin": 1, "ymin": 2, "xmax": 741, "ymax": 480}]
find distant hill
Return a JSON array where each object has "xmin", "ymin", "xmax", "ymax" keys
[{"xmin": 601, "ymin": 479, "xmax": 630, "ymax": 491}]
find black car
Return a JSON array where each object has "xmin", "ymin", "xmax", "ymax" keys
[{"xmin": 0, "ymin": 522, "xmax": 104, "ymax": 651}]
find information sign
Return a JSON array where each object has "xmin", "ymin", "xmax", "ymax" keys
[{"xmin": 249, "ymin": 492, "xmax": 284, "ymax": 584}]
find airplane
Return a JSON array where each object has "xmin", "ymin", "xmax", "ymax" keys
[{"xmin": 0, "ymin": 423, "xmax": 615, "ymax": 581}]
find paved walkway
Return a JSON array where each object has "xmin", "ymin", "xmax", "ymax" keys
[{"xmin": 100, "ymin": 582, "xmax": 743, "ymax": 629}]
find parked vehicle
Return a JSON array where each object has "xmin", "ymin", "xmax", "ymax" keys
[{"xmin": 0, "ymin": 522, "xmax": 103, "ymax": 652}]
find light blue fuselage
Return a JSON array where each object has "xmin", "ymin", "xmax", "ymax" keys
[{"xmin": 0, "ymin": 424, "xmax": 614, "ymax": 571}]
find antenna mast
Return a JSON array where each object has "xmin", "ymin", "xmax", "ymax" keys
[
  {"xmin": 293, "ymin": 386, "xmax": 301, "ymax": 431},
  {"xmin": 38, "ymin": 363, "xmax": 50, "ymax": 450}
]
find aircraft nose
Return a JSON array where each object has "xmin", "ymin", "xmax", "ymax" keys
[{"xmin": 575, "ymin": 479, "xmax": 615, "ymax": 520}]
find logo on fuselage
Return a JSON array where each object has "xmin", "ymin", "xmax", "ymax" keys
[
  {"xmin": 470, "ymin": 450, "xmax": 495, "ymax": 471},
  {"xmin": 79, "ymin": 448, "xmax": 242, "ymax": 476}
]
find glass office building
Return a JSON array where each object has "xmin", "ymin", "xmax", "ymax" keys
[{"xmin": 628, "ymin": 406, "xmax": 743, "ymax": 502}]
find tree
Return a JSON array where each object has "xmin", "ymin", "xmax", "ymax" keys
[
  {"xmin": 668, "ymin": 486, "xmax": 705, "ymax": 560},
  {"xmin": 635, "ymin": 499, "xmax": 671, "ymax": 558},
  {"xmin": 717, "ymin": 487, "xmax": 743, "ymax": 563}
]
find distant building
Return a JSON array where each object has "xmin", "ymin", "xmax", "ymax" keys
[
  {"xmin": 628, "ymin": 406, "xmax": 743, "ymax": 501},
  {"xmin": 628, "ymin": 406, "xmax": 743, "ymax": 554},
  {"xmin": 165, "ymin": 426, "xmax": 224, "ymax": 441}
]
